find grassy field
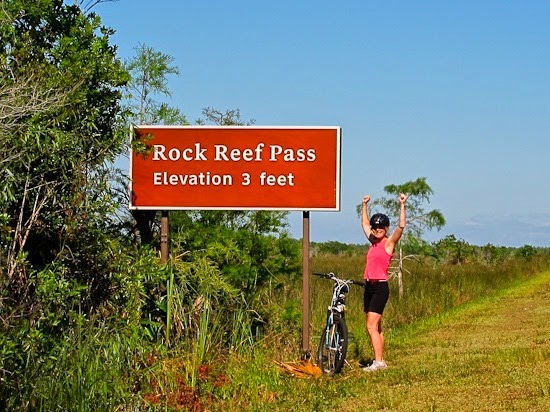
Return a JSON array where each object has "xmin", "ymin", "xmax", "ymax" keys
[
  {"xmin": 336, "ymin": 269, "xmax": 550, "ymax": 412},
  {"xmin": 7, "ymin": 254, "xmax": 548, "ymax": 411},
  {"xmin": 212, "ymin": 269, "xmax": 549, "ymax": 412}
]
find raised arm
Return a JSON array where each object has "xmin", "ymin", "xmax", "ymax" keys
[
  {"xmin": 361, "ymin": 195, "xmax": 371, "ymax": 238},
  {"xmin": 386, "ymin": 193, "xmax": 408, "ymax": 253}
]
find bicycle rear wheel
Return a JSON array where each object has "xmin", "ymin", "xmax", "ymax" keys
[{"xmin": 318, "ymin": 314, "xmax": 348, "ymax": 374}]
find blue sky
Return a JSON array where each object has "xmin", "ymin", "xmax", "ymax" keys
[{"xmin": 96, "ymin": 0, "xmax": 550, "ymax": 247}]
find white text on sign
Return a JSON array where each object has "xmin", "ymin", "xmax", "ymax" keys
[{"xmin": 152, "ymin": 143, "xmax": 316, "ymax": 162}]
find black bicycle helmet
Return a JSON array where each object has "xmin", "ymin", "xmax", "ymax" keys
[{"xmin": 370, "ymin": 213, "xmax": 390, "ymax": 227}]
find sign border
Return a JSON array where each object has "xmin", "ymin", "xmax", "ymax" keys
[{"xmin": 129, "ymin": 125, "xmax": 342, "ymax": 211}]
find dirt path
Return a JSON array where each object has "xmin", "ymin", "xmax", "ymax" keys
[{"xmin": 342, "ymin": 271, "xmax": 550, "ymax": 411}]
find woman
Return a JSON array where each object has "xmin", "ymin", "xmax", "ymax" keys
[{"xmin": 361, "ymin": 193, "xmax": 407, "ymax": 371}]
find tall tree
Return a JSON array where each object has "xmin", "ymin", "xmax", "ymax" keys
[
  {"xmin": 123, "ymin": 43, "xmax": 188, "ymax": 245},
  {"xmin": 0, "ymin": 0, "xmax": 129, "ymax": 316},
  {"xmin": 125, "ymin": 43, "xmax": 188, "ymax": 126},
  {"xmin": 372, "ymin": 177, "xmax": 446, "ymax": 240}
]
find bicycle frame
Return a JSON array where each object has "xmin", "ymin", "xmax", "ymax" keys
[{"xmin": 314, "ymin": 272, "xmax": 364, "ymax": 374}]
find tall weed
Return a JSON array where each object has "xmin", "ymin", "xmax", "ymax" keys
[{"xmin": 6, "ymin": 316, "xmax": 149, "ymax": 411}]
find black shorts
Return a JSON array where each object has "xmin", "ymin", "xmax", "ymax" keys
[{"xmin": 363, "ymin": 281, "xmax": 389, "ymax": 315}]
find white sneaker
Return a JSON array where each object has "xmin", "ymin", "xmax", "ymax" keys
[{"xmin": 362, "ymin": 360, "xmax": 387, "ymax": 371}]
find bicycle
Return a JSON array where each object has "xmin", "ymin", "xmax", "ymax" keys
[{"xmin": 313, "ymin": 272, "xmax": 365, "ymax": 375}]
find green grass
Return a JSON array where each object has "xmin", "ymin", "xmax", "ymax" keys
[
  {"xmin": 205, "ymin": 269, "xmax": 550, "ymax": 412},
  {"xmin": 336, "ymin": 270, "xmax": 550, "ymax": 412},
  {"xmin": 307, "ymin": 254, "xmax": 550, "ymax": 363},
  {"xmin": 5, "ymin": 255, "xmax": 549, "ymax": 411},
  {"xmin": 197, "ymin": 261, "xmax": 550, "ymax": 412},
  {"xmin": 12, "ymin": 318, "xmax": 148, "ymax": 412}
]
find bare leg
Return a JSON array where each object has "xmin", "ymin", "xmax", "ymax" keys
[{"xmin": 366, "ymin": 311, "xmax": 384, "ymax": 362}]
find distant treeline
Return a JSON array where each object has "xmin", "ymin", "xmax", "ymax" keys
[{"xmin": 311, "ymin": 235, "xmax": 548, "ymax": 265}]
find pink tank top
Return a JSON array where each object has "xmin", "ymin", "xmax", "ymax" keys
[{"xmin": 363, "ymin": 238, "xmax": 393, "ymax": 281}]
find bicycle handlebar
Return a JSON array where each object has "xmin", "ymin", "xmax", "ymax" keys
[
  {"xmin": 312, "ymin": 272, "xmax": 334, "ymax": 279},
  {"xmin": 312, "ymin": 272, "xmax": 365, "ymax": 287}
]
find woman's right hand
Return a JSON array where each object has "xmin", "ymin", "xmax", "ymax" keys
[{"xmin": 363, "ymin": 195, "xmax": 371, "ymax": 204}]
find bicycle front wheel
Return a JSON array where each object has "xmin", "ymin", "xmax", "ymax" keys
[{"xmin": 318, "ymin": 314, "xmax": 348, "ymax": 374}]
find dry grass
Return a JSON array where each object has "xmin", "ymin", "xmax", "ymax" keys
[
  {"xmin": 336, "ymin": 270, "xmax": 550, "ymax": 412},
  {"xmin": 201, "ymin": 262, "xmax": 549, "ymax": 412}
]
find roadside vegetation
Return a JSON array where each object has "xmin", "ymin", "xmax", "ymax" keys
[{"xmin": 1, "ymin": 2, "xmax": 549, "ymax": 411}]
